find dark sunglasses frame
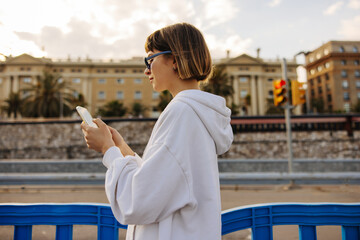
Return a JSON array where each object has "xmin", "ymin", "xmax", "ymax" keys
[{"xmin": 144, "ymin": 51, "xmax": 172, "ymax": 69}]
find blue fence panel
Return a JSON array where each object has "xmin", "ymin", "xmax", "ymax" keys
[{"xmin": 1, "ymin": 203, "xmax": 359, "ymax": 240}]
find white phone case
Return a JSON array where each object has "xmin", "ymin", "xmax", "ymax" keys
[{"xmin": 76, "ymin": 106, "xmax": 98, "ymax": 128}]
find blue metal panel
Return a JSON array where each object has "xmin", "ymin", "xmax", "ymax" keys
[
  {"xmin": 299, "ymin": 225, "xmax": 317, "ymax": 240},
  {"xmin": 56, "ymin": 225, "xmax": 73, "ymax": 240},
  {"xmin": 252, "ymin": 226, "xmax": 272, "ymax": 240},
  {"xmin": 14, "ymin": 225, "xmax": 32, "ymax": 240},
  {"xmin": 1, "ymin": 203, "xmax": 360, "ymax": 239},
  {"xmin": 342, "ymin": 226, "xmax": 360, "ymax": 240}
]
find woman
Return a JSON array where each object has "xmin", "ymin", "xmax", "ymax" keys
[{"xmin": 81, "ymin": 22, "xmax": 233, "ymax": 240}]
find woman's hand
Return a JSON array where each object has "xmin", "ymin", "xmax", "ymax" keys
[
  {"xmin": 108, "ymin": 127, "xmax": 135, "ymax": 156},
  {"xmin": 81, "ymin": 118, "xmax": 115, "ymax": 154}
]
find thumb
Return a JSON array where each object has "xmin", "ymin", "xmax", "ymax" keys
[{"xmin": 93, "ymin": 118, "xmax": 106, "ymax": 128}]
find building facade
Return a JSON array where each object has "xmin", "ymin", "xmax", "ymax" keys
[
  {"xmin": 0, "ymin": 52, "xmax": 299, "ymax": 118},
  {"xmin": 217, "ymin": 53, "xmax": 298, "ymax": 115},
  {"xmin": 305, "ymin": 41, "xmax": 360, "ymax": 113},
  {"xmin": 0, "ymin": 54, "xmax": 160, "ymax": 118}
]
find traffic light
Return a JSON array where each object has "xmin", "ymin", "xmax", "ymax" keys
[
  {"xmin": 291, "ymin": 80, "xmax": 306, "ymax": 105},
  {"xmin": 273, "ymin": 79, "xmax": 287, "ymax": 106}
]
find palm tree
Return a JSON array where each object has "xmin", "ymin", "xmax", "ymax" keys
[
  {"xmin": 201, "ymin": 66, "xmax": 233, "ymax": 100},
  {"xmin": 21, "ymin": 71, "xmax": 73, "ymax": 118},
  {"xmin": 1, "ymin": 92, "xmax": 22, "ymax": 118},
  {"xmin": 97, "ymin": 100, "xmax": 127, "ymax": 117}
]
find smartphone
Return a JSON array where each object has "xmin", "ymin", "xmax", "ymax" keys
[{"xmin": 76, "ymin": 106, "xmax": 98, "ymax": 128}]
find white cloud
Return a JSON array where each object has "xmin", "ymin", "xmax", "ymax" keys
[
  {"xmin": 338, "ymin": 15, "xmax": 360, "ymax": 39},
  {"xmin": 348, "ymin": 0, "xmax": 360, "ymax": 9},
  {"xmin": 268, "ymin": 0, "xmax": 282, "ymax": 7},
  {"xmin": 205, "ymin": 33, "xmax": 253, "ymax": 59},
  {"xmin": 200, "ymin": 0, "xmax": 239, "ymax": 29},
  {"xmin": 323, "ymin": 1, "xmax": 344, "ymax": 15}
]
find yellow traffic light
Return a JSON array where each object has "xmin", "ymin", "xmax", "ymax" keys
[
  {"xmin": 273, "ymin": 79, "xmax": 287, "ymax": 106},
  {"xmin": 291, "ymin": 80, "xmax": 306, "ymax": 105}
]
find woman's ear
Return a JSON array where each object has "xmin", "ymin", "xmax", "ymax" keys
[{"xmin": 172, "ymin": 59, "xmax": 177, "ymax": 71}]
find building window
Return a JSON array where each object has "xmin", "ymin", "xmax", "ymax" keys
[
  {"xmin": 353, "ymin": 46, "xmax": 358, "ymax": 53},
  {"xmin": 357, "ymin": 92, "xmax": 360, "ymax": 99},
  {"xmin": 317, "ymin": 76, "xmax": 321, "ymax": 83},
  {"xmin": 339, "ymin": 46, "xmax": 345, "ymax": 53},
  {"xmin": 152, "ymin": 91, "xmax": 159, "ymax": 99},
  {"xmin": 354, "ymin": 60, "xmax": 359, "ymax": 66},
  {"xmin": 316, "ymin": 53, "xmax": 321, "ymax": 59},
  {"xmin": 343, "ymin": 92, "xmax": 350, "ymax": 101},
  {"xmin": 268, "ymin": 90, "xmax": 273, "ymax": 96},
  {"xmin": 310, "ymin": 69, "xmax": 315, "ymax": 75},
  {"xmin": 341, "ymin": 70, "xmax": 348, "ymax": 78},
  {"xmin": 57, "ymin": 78, "xmax": 63, "ymax": 83},
  {"xmin": 98, "ymin": 79, "xmax": 106, "ymax": 84},
  {"xmin": 239, "ymin": 77, "xmax": 247, "ymax": 83},
  {"xmin": 134, "ymin": 79, "xmax": 142, "ymax": 84},
  {"xmin": 342, "ymin": 80, "xmax": 349, "ymax": 89},
  {"xmin": 327, "ymin": 94, "xmax": 332, "ymax": 102},
  {"xmin": 0, "ymin": 78, "xmax": 2, "ymax": 84},
  {"xmin": 325, "ymin": 62, "xmax": 330, "ymax": 69},
  {"xmin": 117, "ymin": 78, "xmax": 124, "ymax": 84},
  {"xmin": 116, "ymin": 91, "xmax": 124, "ymax": 100},
  {"xmin": 355, "ymin": 70, "xmax": 360, "ymax": 78},
  {"xmin": 23, "ymin": 77, "xmax": 31, "ymax": 83},
  {"xmin": 318, "ymin": 86, "xmax": 322, "ymax": 94},
  {"xmin": 134, "ymin": 91, "xmax": 142, "ymax": 99},
  {"xmin": 73, "ymin": 91, "xmax": 79, "ymax": 98},
  {"xmin": 98, "ymin": 91, "xmax": 105, "ymax": 99},
  {"xmin": 311, "ymin": 89, "xmax": 315, "ymax": 96},
  {"xmin": 22, "ymin": 90, "xmax": 30, "ymax": 98},
  {"xmin": 356, "ymin": 80, "xmax": 360, "ymax": 89},
  {"xmin": 267, "ymin": 78, "xmax": 273, "ymax": 82},
  {"xmin": 325, "ymin": 73, "xmax": 330, "ymax": 80},
  {"xmin": 341, "ymin": 60, "xmax": 347, "ymax": 65},
  {"xmin": 309, "ymin": 79, "xmax": 314, "ymax": 86},
  {"xmin": 344, "ymin": 103, "xmax": 350, "ymax": 112},
  {"xmin": 317, "ymin": 66, "xmax": 323, "ymax": 72},
  {"xmin": 324, "ymin": 49, "xmax": 329, "ymax": 55},
  {"xmin": 240, "ymin": 90, "xmax": 248, "ymax": 98},
  {"xmin": 72, "ymin": 78, "xmax": 81, "ymax": 84}
]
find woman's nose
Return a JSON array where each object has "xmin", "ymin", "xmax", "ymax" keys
[{"xmin": 144, "ymin": 68, "xmax": 151, "ymax": 75}]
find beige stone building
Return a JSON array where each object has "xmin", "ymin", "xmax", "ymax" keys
[
  {"xmin": 0, "ymin": 52, "xmax": 299, "ymax": 118},
  {"xmin": 0, "ymin": 54, "xmax": 160, "ymax": 118},
  {"xmin": 305, "ymin": 41, "xmax": 360, "ymax": 112},
  {"xmin": 216, "ymin": 52, "xmax": 299, "ymax": 115}
]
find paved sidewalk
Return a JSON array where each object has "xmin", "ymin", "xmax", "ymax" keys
[{"xmin": 0, "ymin": 184, "xmax": 359, "ymax": 240}]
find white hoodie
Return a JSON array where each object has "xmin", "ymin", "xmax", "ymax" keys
[{"xmin": 102, "ymin": 89, "xmax": 233, "ymax": 240}]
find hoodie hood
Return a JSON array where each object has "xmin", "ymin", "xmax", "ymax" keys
[{"xmin": 173, "ymin": 90, "xmax": 233, "ymax": 155}]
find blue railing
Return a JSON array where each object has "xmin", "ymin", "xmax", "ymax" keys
[{"xmin": 0, "ymin": 203, "xmax": 359, "ymax": 239}]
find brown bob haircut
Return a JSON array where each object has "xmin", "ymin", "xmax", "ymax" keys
[{"xmin": 145, "ymin": 22, "xmax": 213, "ymax": 81}]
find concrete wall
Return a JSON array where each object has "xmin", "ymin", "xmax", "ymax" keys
[{"xmin": 0, "ymin": 120, "xmax": 359, "ymax": 159}]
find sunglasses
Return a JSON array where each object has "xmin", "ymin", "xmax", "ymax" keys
[{"xmin": 144, "ymin": 51, "xmax": 172, "ymax": 69}]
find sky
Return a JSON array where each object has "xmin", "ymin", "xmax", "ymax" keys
[{"xmin": 0, "ymin": 0, "xmax": 359, "ymax": 63}]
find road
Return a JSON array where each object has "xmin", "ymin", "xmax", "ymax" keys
[{"xmin": 0, "ymin": 184, "xmax": 359, "ymax": 240}]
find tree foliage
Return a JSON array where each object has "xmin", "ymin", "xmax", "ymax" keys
[
  {"xmin": 201, "ymin": 66, "xmax": 233, "ymax": 99},
  {"xmin": 97, "ymin": 100, "xmax": 127, "ymax": 117},
  {"xmin": 1, "ymin": 92, "xmax": 22, "ymax": 118},
  {"xmin": 21, "ymin": 71, "xmax": 73, "ymax": 118},
  {"xmin": 157, "ymin": 90, "xmax": 173, "ymax": 112}
]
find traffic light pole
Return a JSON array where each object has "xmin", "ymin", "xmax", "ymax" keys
[{"xmin": 281, "ymin": 58, "xmax": 295, "ymax": 188}]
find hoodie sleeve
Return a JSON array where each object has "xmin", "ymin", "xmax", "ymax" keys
[{"xmin": 102, "ymin": 144, "xmax": 193, "ymax": 225}]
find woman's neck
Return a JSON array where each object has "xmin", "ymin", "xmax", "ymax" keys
[{"xmin": 170, "ymin": 79, "xmax": 200, "ymax": 97}]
